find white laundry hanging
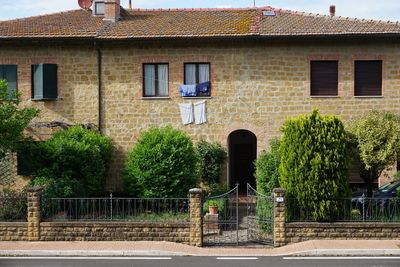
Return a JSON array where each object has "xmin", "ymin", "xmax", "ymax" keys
[
  {"xmin": 178, "ymin": 103, "xmax": 193, "ymax": 125},
  {"xmin": 194, "ymin": 100, "xmax": 207, "ymax": 125}
]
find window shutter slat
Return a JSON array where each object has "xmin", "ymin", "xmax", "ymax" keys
[
  {"xmin": 355, "ymin": 60, "xmax": 382, "ymax": 96},
  {"xmin": 32, "ymin": 64, "xmax": 57, "ymax": 99},
  {"xmin": 5, "ymin": 65, "xmax": 17, "ymax": 96},
  {"xmin": 43, "ymin": 64, "xmax": 58, "ymax": 99},
  {"xmin": 311, "ymin": 61, "xmax": 338, "ymax": 96}
]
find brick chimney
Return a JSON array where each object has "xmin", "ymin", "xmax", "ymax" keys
[
  {"xmin": 104, "ymin": 0, "xmax": 120, "ymax": 22},
  {"xmin": 329, "ymin": 5, "xmax": 336, "ymax": 17}
]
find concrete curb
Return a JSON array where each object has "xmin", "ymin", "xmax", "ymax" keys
[
  {"xmin": 287, "ymin": 249, "xmax": 400, "ymax": 257},
  {"xmin": 0, "ymin": 250, "xmax": 186, "ymax": 257},
  {"xmin": 1, "ymin": 249, "xmax": 400, "ymax": 257}
]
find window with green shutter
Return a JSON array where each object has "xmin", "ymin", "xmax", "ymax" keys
[
  {"xmin": 0, "ymin": 65, "xmax": 18, "ymax": 98},
  {"xmin": 31, "ymin": 64, "xmax": 58, "ymax": 100}
]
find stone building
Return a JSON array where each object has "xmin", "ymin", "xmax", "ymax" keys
[{"xmin": 0, "ymin": 0, "xmax": 399, "ymax": 192}]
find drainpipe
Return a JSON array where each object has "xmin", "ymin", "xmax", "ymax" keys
[{"xmin": 95, "ymin": 42, "xmax": 103, "ymax": 133}]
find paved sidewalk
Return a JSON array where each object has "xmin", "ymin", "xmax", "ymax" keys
[{"xmin": 0, "ymin": 240, "xmax": 399, "ymax": 257}]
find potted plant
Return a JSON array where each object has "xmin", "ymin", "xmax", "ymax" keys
[{"xmin": 208, "ymin": 200, "xmax": 218, "ymax": 215}]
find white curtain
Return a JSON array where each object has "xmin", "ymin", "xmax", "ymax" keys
[
  {"xmin": 185, "ymin": 64, "xmax": 196, "ymax": 84},
  {"xmin": 199, "ymin": 64, "xmax": 210, "ymax": 83},
  {"xmin": 158, "ymin": 64, "xmax": 168, "ymax": 96},
  {"xmin": 144, "ymin": 65, "xmax": 155, "ymax": 96}
]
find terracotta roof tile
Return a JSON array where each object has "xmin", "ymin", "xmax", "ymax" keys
[
  {"xmin": 98, "ymin": 8, "xmax": 259, "ymax": 39},
  {"xmin": 0, "ymin": 9, "xmax": 104, "ymax": 39},
  {"xmin": 0, "ymin": 7, "xmax": 399, "ymax": 40},
  {"xmin": 258, "ymin": 9, "xmax": 400, "ymax": 36}
]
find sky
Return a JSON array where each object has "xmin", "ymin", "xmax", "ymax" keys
[{"xmin": 0, "ymin": 0, "xmax": 399, "ymax": 22}]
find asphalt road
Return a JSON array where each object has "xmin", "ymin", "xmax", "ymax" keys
[{"xmin": 1, "ymin": 256, "xmax": 400, "ymax": 267}]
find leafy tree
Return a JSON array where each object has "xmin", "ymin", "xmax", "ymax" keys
[
  {"xmin": 279, "ymin": 110, "xmax": 350, "ymax": 221},
  {"xmin": 30, "ymin": 126, "xmax": 113, "ymax": 196},
  {"xmin": 0, "ymin": 79, "xmax": 38, "ymax": 160},
  {"xmin": 196, "ymin": 140, "xmax": 227, "ymax": 185},
  {"xmin": 255, "ymin": 138, "xmax": 280, "ymax": 196},
  {"xmin": 124, "ymin": 126, "xmax": 198, "ymax": 197},
  {"xmin": 347, "ymin": 111, "xmax": 400, "ymax": 196}
]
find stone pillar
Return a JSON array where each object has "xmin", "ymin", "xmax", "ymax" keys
[
  {"xmin": 273, "ymin": 188, "xmax": 286, "ymax": 247},
  {"xmin": 27, "ymin": 187, "xmax": 42, "ymax": 241},
  {"xmin": 189, "ymin": 188, "xmax": 203, "ymax": 247}
]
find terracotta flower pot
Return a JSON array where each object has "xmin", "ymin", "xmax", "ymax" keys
[{"xmin": 209, "ymin": 206, "xmax": 218, "ymax": 215}]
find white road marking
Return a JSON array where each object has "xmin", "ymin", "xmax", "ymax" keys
[
  {"xmin": 216, "ymin": 257, "xmax": 258, "ymax": 260},
  {"xmin": 283, "ymin": 256, "xmax": 400, "ymax": 260},
  {"xmin": 0, "ymin": 257, "xmax": 172, "ymax": 260}
]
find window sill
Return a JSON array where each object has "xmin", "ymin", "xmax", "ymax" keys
[
  {"xmin": 141, "ymin": 96, "xmax": 171, "ymax": 100},
  {"xmin": 182, "ymin": 96, "xmax": 212, "ymax": 99},
  {"xmin": 310, "ymin": 95, "xmax": 339, "ymax": 98},
  {"xmin": 354, "ymin": 95, "xmax": 383, "ymax": 98},
  {"xmin": 31, "ymin": 98, "xmax": 60, "ymax": 101}
]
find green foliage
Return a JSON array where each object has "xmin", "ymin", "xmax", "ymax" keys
[
  {"xmin": 29, "ymin": 175, "xmax": 84, "ymax": 199},
  {"xmin": 0, "ymin": 79, "xmax": 39, "ymax": 160},
  {"xmin": 30, "ymin": 126, "xmax": 113, "ymax": 196},
  {"xmin": 255, "ymin": 138, "xmax": 281, "ymax": 196},
  {"xmin": 0, "ymin": 188, "xmax": 27, "ymax": 221},
  {"xmin": 279, "ymin": 109, "xmax": 350, "ymax": 221},
  {"xmin": 196, "ymin": 140, "xmax": 227, "ymax": 184},
  {"xmin": 124, "ymin": 126, "xmax": 198, "ymax": 198},
  {"xmin": 207, "ymin": 200, "xmax": 218, "ymax": 207},
  {"xmin": 347, "ymin": 111, "xmax": 400, "ymax": 196}
]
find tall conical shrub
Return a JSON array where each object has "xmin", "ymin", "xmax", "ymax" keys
[{"xmin": 279, "ymin": 110, "xmax": 350, "ymax": 221}]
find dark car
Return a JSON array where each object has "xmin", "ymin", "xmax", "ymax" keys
[{"xmin": 373, "ymin": 179, "xmax": 400, "ymax": 198}]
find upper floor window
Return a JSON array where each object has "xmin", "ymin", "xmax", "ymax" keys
[
  {"xmin": 355, "ymin": 60, "xmax": 382, "ymax": 96},
  {"xmin": 181, "ymin": 63, "xmax": 210, "ymax": 97},
  {"xmin": 31, "ymin": 64, "xmax": 58, "ymax": 100},
  {"xmin": 94, "ymin": 0, "xmax": 105, "ymax": 16},
  {"xmin": 0, "ymin": 65, "xmax": 17, "ymax": 98},
  {"xmin": 310, "ymin": 61, "xmax": 338, "ymax": 96},
  {"xmin": 143, "ymin": 63, "xmax": 169, "ymax": 97}
]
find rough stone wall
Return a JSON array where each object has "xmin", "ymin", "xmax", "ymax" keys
[
  {"xmin": 286, "ymin": 222, "xmax": 400, "ymax": 243},
  {"xmin": 39, "ymin": 222, "xmax": 190, "ymax": 243},
  {"xmin": 0, "ymin": 222, "xmax": 28, "ymax": 241},
  {"xmin": 0, "ymin": 44, "xmax": 99, "ymax": 188},
  {"xmin": 1, "ymin": 41, "xmax": 400, "ymax": 190},
  {"xmin": 100, "ymin": 41, "xmax": 400, "ymax": 190}
]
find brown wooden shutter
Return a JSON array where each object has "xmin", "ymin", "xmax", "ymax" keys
[
  {"xmin": 355, "ymin": 60, "xmax": 382, "ymax": 96},
  {"xmin": 310, "ymin": 61, "xmax": 338, "ymax": 96}
]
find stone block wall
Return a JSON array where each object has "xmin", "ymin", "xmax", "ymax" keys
[
  {"xmin": 285, "ymin": 222, "xmax": 400, "ymax": 244},
  {"xmin": 0, "ymin": 222, "xmax": 28, "ymax": 241},
  {"xmin": 2, "ymin": 41, "xmax": 400, "ymax": 190},
  {"xmin": 39, "ymin": 221, "xmax": 190, "ymax": 243}
]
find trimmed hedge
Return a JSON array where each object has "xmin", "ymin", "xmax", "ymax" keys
[
  {"xmin": 279, "ymin": 110, "xmax": 350, "ymax": 221},
  {"xmin": 124, "ymin": 126, "xmax": 198, "ymax": 198}
]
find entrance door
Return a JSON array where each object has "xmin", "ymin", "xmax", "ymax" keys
[{"xmin": 228, "ymin": 130, "xmax": 257, "ymax": 193}]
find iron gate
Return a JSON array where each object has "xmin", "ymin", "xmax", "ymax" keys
[
  {"xmin": 246, "ymin": 184, "xmax": 274, "ymax": 245},
  {"xmin": 203, "ymin": 183, "xmax": 274, "ymax": 246}
]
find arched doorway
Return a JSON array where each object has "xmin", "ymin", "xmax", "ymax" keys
[{"xmin": 228, "ymin": 129, "xmax": 257, "ymax": 194}]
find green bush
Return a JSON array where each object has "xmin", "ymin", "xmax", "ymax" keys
[
  {"xmin": 196, "ymin": 140, "xmax": 227, "ymax": 185},
  {"xmin": 124, "ymin": 126, "xmax": 198, "ymax": 197},
  {"xmin": 29, "ymin": 175, "xmax": 84, "ymax": 199},
  {"xmin": 30, "ymin": 126, "xmax": 112, "ymax": 196},
  {"xmin": 255, "ymin": 138, "xmax": 281, "ymax": 196},
  {"xmin": 279, "ymin": 110, "xmax": 351, "ymax": 221}
]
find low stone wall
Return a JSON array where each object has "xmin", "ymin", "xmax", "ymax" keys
[
  {"xmin": 286, "ymin": 222, "xmax": 400, "ymax": 244},
  {"xmin": 39, "ymin": 221, "xmax": 190, "ymax": 243},
  {"xmin": 0, "ymin": 222, "xmax": 28, "ymax": 241}
]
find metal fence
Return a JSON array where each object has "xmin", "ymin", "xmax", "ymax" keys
[
  {"xmin": 0, "ymin": 194, "xmax": 27, "ymax": 222},
  {"xmin": 41, "ymin": 195, "xmax": 189, "ymax": 222},
  {"xmin": 287, "ymin": 196, "xmax": 400, "ymax": 222}
]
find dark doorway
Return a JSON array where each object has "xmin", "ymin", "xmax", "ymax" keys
[{"xmin": 228, "ymin": 130, "xmax": 257, "ymax": 194}]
